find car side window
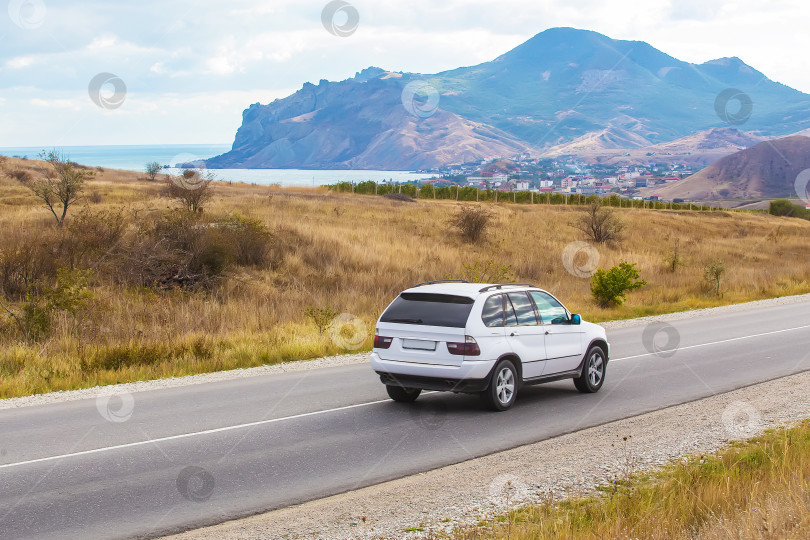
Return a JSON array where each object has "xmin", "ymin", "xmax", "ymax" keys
[
  {"xmin": 507, "ymin": 292, "xmax": 539, "ymax": 326},
  {"xmin": 481, "ymin": 294, "xmax": 504, "ymax": 328},
  {"xmin": 529, "ymin": 291, "xmax": 569, "ymax": 325}
]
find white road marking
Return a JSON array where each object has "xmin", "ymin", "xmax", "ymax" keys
[
  {"xmin": 2, "ymin": 325, "xmax": 809, "ymax": 470},
  {"xmin": 0, "ymin": 398, "xmax": 391, "ymax": 471},
  {"xmin": 611, "ymin": 324, "xmax": 810, "ymax": 362}
]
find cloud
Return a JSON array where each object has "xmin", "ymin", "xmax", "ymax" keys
[
  {"xmin": 0, "ymin": 0, "xmax": 808, "ymax": 146},
  {"xmin": 6, "ymin": 56, "xmax": 35, "ymax": 69},
  {"xmin": 30, "ymin": 98, "xmax": 82, "ymax": 111}
]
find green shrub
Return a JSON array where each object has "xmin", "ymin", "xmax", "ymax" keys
[
  {"xmin": 354, "ymin": 181, "xmax": 377, "ymax": 195},
  {"xmin": 3, "ymin": 268, "xmax": 94, "ymax": 341},
  {"xmin": 769, "ymin": 199, "xmax": 809, "ymax": 220},
  {"xmin": 591, "ymin": 262, "xmax": 647, "ymax": 307}
]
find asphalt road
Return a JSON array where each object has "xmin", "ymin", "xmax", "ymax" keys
[{"xmin": 1, "ymin": 299, "xmax": 809, "ymax": 539}]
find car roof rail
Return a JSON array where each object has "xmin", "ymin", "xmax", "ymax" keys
[
  {"xmin": 411, "ymin": 279, "xmax": 470, "ymax": 288},
  {"xmin": 478, "ymin": 283, "xmax": 538, "ymax": 293}
]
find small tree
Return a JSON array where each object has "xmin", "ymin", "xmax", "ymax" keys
[
  {"xmin": 18, "ymin": 152, "xmax": 91, "ymax": 226},
  {"xmin": 145, "ymin": 161, "xmax": 162, "ymax": 182},
  {"xmin": 591, "ymin": 262, "xmax": 647, "ymax": 307},
  {"xmin": 168, "ymin": 169, "xmax": 214, "ymax": 213},
  {"xmin": 664, "ymin": 239, "xmax": 682, "ymax": 273},
  {"xmin": 450, "ymin": 205, "xmax": 493, "ymax": 242},
  {"xmin": 305, "ymin": 306, "xmax": 339, "ymax": 335},
  {"xmin": 573, "ymin": 200, "xmax": 625, "ymax": 244},
  {"xmin": 703, "ymin": 259, "xmax": 726, "ymax": 297}
]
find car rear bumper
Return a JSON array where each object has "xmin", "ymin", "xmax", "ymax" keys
[{"xmin": 370, "ymin": 352, "xmax": 496, "ymax": 393}]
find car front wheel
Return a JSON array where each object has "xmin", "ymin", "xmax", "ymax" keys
[
  {"xmin": 481, "ymin": 359, "xmax": 518, "ymax": 411},
  {"xmin": 574, "ymin": 345, "xmax": 607, "ymax": 393}
]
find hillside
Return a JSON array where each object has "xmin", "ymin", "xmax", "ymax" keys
[
  {"xmin": 543, "ymin": 127, "xmax": 766, "ymax": 166},
  {"xmin": 208, "ymin": 27, "xmax": 810, "ymax": 170},
  {"xmin": 645, "ymin": 135, "xmax": 810, "ymax": 200},
  {"xmin": 3, "ymin": 156, "xmax": 810, "ymax": 397}
]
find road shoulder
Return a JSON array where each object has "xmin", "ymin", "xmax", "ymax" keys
[{"xmin": 168, "ymin": 369, "xmax": 810, "ymax": 540}]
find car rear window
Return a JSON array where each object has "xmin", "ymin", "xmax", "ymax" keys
[{"xmin": 380, "ymin": 293, "xmax": 475, "ymax": 328}]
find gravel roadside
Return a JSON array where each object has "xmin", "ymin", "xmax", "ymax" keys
[
  {"xmin": 2, "ymin": 293, "xmax": 808, "ymax": 410},
  {"xmin": 168, "ymin": 369, "xmax": 810, "ymax": 540}
]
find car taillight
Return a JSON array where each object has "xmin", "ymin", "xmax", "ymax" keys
[
  {"xmin": 374, "ymin": 335, "xmax": 393, "ymax": 349},
  {"xmin": 447, "ymin": 336, "xmax": 480, "ymax": 356}
]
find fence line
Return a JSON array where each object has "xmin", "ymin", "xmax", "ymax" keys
[{"xmin": 328, "ymin": 181, "xmax": 750, "ymax": 212}]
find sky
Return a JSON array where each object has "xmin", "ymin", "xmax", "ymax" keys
[{"xmin": 0, "ymin": 0, "xmax": 808, "ymax": 147}]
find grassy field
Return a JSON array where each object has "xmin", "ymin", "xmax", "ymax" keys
[
  {"xmin": 1, "ymin": 156, "xmax": 810, "ymax": 398},
  {"xmin": 449, "ymin": 421, "xmax": 810, "ymax": 539}
]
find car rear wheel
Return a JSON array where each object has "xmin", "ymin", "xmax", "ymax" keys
[
  {"xmin": 574, "ymin": 345, "xmax": 606, "ymax": 393},
  {"xmin": 386, "ymin": 385, "xmax": 421, "ymax": 402},
  {"xmin": 481, "ymin": 359, "xmax": 518, "ymax": 411}
]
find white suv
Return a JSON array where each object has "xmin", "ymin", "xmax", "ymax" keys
[{"xmin": 370, "ymin": 281, "xmax": 609, "ymax": 411}]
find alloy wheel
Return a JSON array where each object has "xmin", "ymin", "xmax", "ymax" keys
[
  {"xmin": 588, "ymin": 352, "xmax": 604, "ymax": 387},
  {"xmin": 496, "ymin": 367, "xmax": 515, "ymax": 405}
]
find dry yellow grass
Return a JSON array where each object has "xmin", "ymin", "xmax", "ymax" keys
[
  {"xmin": 449, "ymin": 421, "xmax": 810, "ymax": 540},
  {"xmin": 1, "ymin": 156, "xmax": 810, "ymax": 398}
]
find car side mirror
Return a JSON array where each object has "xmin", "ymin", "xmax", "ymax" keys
[{"xmin": 570, "ymin": 314, "xmax": 581, "ymax": 325}]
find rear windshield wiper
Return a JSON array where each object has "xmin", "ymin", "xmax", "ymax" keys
[{"xmin": 385, "ymin": 318, "xmax": 424, "ymax": 324}]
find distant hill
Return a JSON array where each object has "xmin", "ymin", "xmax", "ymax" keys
[
  {"xmin": 645, "ymin": 136, "xmax": 810, "ymax": 200},
  {"xmin": 545, "ymin": 127, "xmax": 767, "ymax": 167},
  {"xmin": 208, "ymin": 27, "xmax": 810, "ymax": 170},
  {"xmin": 541, "ymin": 127, "xmax": 653, "ymax": 157}
]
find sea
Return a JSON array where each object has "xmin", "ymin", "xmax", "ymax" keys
[{"xmin": 0, "ymin": 144, "xmax": 434, "ymax": 187}]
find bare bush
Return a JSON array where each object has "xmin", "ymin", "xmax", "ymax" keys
[
  {"xmin": 450, "ymin": 205, "xmax": 493, "ymax": 242},
  {"xmin": 573, "ymin": 201, "xmax": 625, "ymax": 244},
  {"xmin": 221, "ymin": 215, "xmax": 274, "ymax": 267},
  {"xmin": 6, "ymin": 169, "xmax": 32, "ymax": 184},
  {"xmin": 0, "ymin": 228, "xmax": 60, "ymax": 300},
  {"xmin": 119, "ymin": 211, "xmax": 276, "ymax": 289},
  {"xmin": 63, "ymin": 208, "xmax": 127, "ymax": 271},
  {"xmin": 167, "ymin": 169, "xmax": 214, "ymax": 213}
]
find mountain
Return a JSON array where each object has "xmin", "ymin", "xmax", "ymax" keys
[
  {"xmin": 207, "ymin": 28, "xmax": 810, "ymax": 170},
  {"xmin": 207, "ymin": 69, "xmax": 530, "ymax": 170},
  {"xmin": 645, "ymin": 136, "xmax": 810, "ymax": 200}
]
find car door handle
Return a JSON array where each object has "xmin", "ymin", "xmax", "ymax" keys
[
  {"xmin": 510, "ymin": 332, "xmax": 520, "ymax": 337},
  {"xmin": 544, "ymin": 330, "xmax": 551, "ymax": 335}
]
